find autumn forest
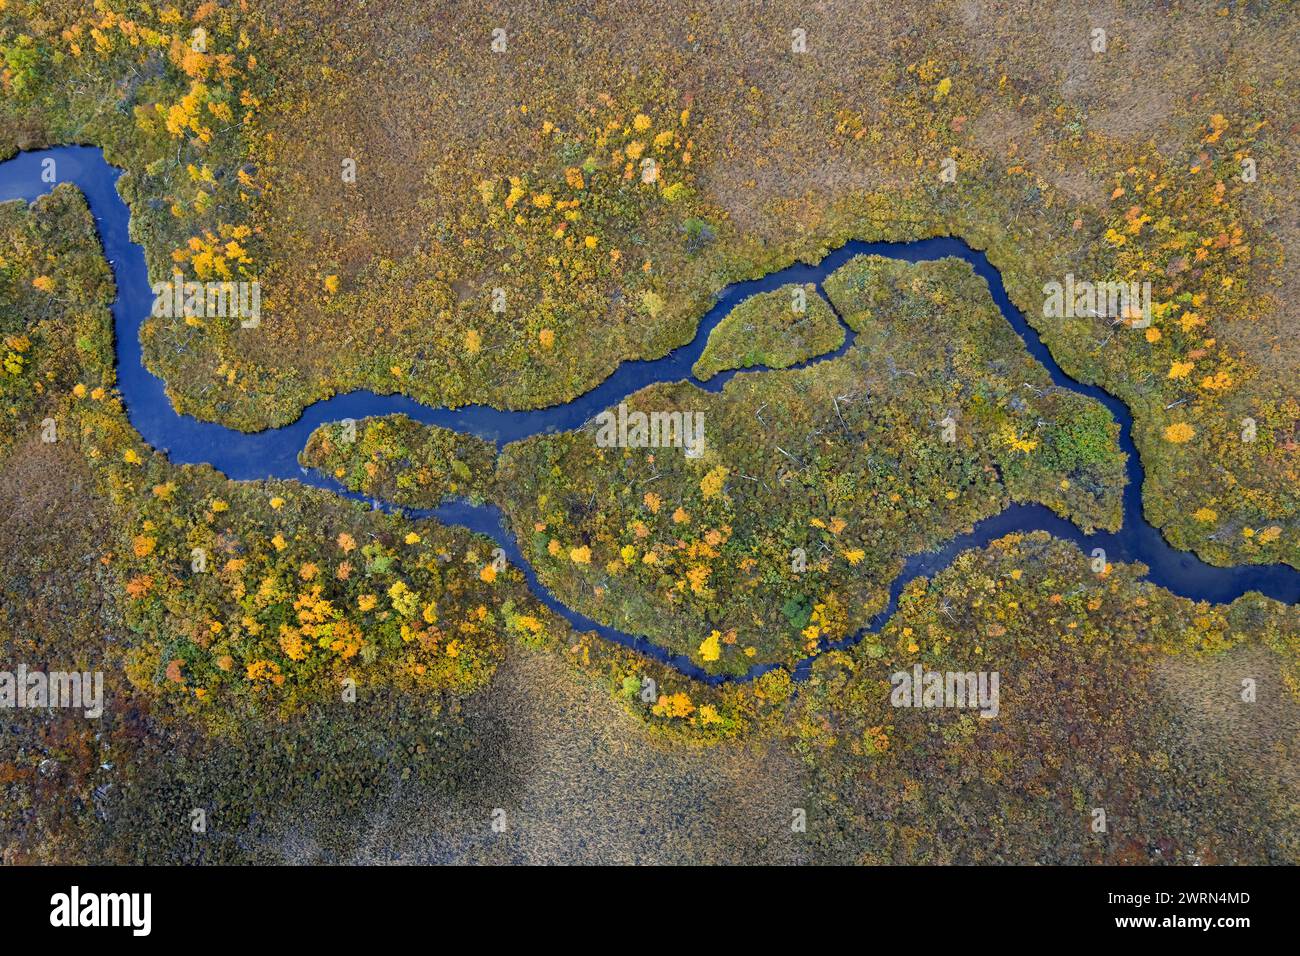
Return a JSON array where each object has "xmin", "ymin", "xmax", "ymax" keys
[{"xmin": 1, "ymin": 0, "xmax": 1298, "ymax": 869}]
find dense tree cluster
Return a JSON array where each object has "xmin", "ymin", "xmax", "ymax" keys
[
  {"xmin": 493, "ymin": 256, "xmax": 1126, "ymax": 673},
  {"xmin": 693, "ymin": 283, "xmax": 845, "ymax": 381},
  {"xmin": 301, "ymin": 415, "xmax": 498, "ymax": 508}
]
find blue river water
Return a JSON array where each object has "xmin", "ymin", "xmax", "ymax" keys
[{"xmin": 2, "ymin": 145, "xmax": 1297, "ymax": 684}]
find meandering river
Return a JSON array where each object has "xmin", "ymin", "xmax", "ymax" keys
[{"xmin": 3, "ymin": 145, "xmax": 1297, "ymax": 684}]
